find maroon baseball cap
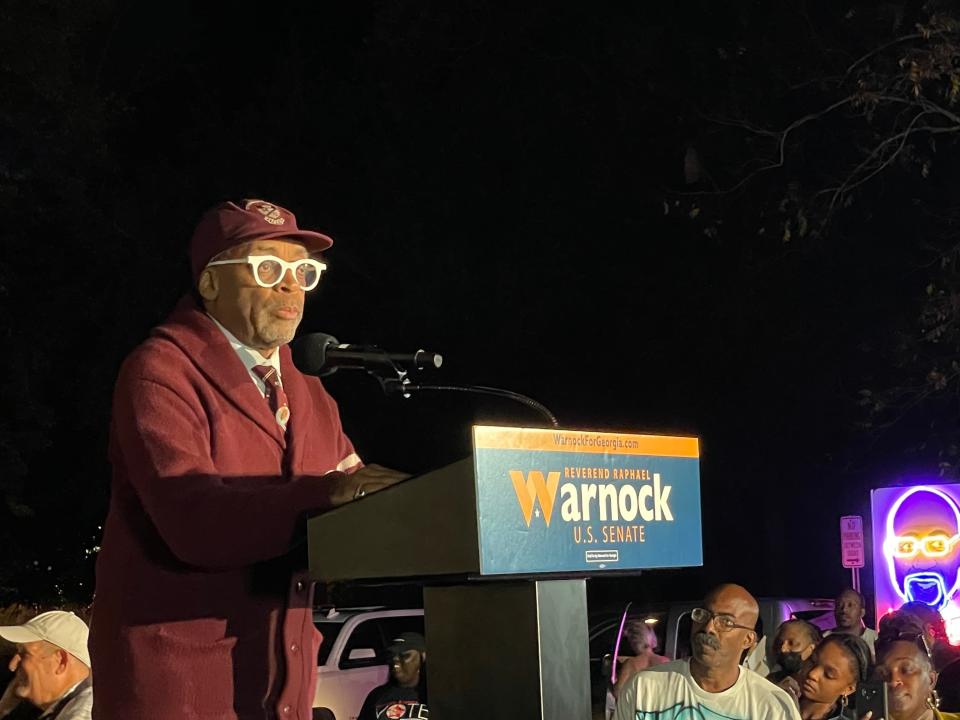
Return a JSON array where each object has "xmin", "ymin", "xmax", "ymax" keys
[{"xmin": 190, "ymin": 199, "xmax": 334, "ymax": 280}]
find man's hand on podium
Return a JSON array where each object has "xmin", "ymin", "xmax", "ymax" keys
[{"xmin": 329, "ymin": 464, "xmax": 411, "ymax": 507}]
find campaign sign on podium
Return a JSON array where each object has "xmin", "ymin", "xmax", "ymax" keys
[{"xmin": 473, "ymin": 425, "xmax": 703, "ymax": 575}]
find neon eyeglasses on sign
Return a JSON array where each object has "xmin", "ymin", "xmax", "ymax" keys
[{"xmin": 889, "ymin": 532, "xmax": 960, "ymax": 559}]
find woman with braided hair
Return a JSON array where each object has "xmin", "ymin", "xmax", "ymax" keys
[{"xmin": 794, "ymin": 634, "xmax": 872, "ymax": 720}]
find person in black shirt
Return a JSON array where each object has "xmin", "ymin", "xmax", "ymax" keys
[{"xmin": 357, "ymin": 633, "xmax": 428, "ymax": 720}]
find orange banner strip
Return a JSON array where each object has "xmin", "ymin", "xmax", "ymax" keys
[{"xmin": 473, "ymin": 425, "xmax": 700, "ymax": 458}]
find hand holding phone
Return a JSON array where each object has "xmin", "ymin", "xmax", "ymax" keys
[{"xmin": 854, "ymin": 679, "xmax": 888, "ymax": 720}]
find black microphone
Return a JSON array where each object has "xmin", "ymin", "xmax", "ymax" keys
[{"xmin": 291, "ymin": 332, "xmax": 443, "ymax": 377}]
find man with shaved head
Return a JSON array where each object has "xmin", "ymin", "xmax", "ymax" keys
[{"xmin": 615, "ymin": 584, "xmax": 800, "ymax": 720}]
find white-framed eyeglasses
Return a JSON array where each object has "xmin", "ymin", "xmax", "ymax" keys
[{"xmin": 205, "ymin": 255, "xmax": 327, "ymax": 291}]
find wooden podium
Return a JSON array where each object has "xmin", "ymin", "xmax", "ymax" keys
[{"xmin": 307, "ymin": 427, "xmax": 703, "ymax": 719}]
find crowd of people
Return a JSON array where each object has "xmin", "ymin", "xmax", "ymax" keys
[
  {"xmin": 609, "ymin": 584, "xmax": 960, "ymax": 720},
  {"xmin": 1, "ymin": 586, "xmax": 959, "ymax": 719}
]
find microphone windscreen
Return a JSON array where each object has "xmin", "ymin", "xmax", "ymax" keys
[{"xmin": 290, "ymin": 332, "xmax": 339, "ymax": 375}]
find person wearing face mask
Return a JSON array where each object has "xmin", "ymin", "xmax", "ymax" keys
[
  {"xmin": 876, "ymin": 613, "xmax": 959, "ymax": 720},
  {"xmin": 795, "ymin": 634, "xmax": 871, "ymax": 720},
  {"xmin": 768, "ymin": 620, "xmax": 823, "ymax": 686}
]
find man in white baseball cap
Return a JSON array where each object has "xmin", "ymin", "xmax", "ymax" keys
[{"xmin": 0, "ymin": 611, "xmax": 92, "ymax": 719}]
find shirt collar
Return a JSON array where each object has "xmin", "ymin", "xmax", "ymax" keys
[{"xmin": 207, "ymin": 314, "xmax": 282, "ymax": 377}]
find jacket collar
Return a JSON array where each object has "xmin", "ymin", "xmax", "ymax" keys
[{"xmin": 153, "ymin": 296, "xmax": 287, "ymax": 450}]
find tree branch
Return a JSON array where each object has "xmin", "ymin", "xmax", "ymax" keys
[
  {"xmin": 844, "ymin": 33, "xmax": 925, "ymax": 77},
  {"xmin": 823, "ymin": 115, "xmax": 960, "ymax": 213},
  {"xmin": 680, "ymin": 95, "xmax": 859, "ymax": 196}
]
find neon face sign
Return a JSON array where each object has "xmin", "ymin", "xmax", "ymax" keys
[
  {"xmin": 883, "ymin": 486, "xmax": 960, "ymax": 610},
  {"xmin": 873, "ymin": 483, "xmax": 960, "ymax": 644}
]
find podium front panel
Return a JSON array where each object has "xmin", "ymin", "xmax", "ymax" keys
[
  {"xmin": 473, "ymin": 425, "xmax": 703, "ymax": 576},
  {"xmin": 307, "ymin": 458, "xmax": 482, "ymax": 582}
]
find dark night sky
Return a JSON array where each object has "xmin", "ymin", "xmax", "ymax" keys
[{"xmin": 2, "ymin": 0, "xmax": 955, "ymax": 609}]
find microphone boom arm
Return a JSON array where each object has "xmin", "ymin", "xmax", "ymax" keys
[
  {"xmin": 377, "ymin": 377, "xmax": 559, "ymax": 428},
  {"xmin": 291, "ymin": 332, "xmax": 559, "ymax": 427}
]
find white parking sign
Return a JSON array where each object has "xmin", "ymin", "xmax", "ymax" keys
[{"xmin": 840, "ymin": 515, "xmax": 865, "ymax": 568}]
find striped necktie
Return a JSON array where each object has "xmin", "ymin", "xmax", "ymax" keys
[{"xmin": 252, "ymin": 365, "xmax": 290, "ymax": 429}]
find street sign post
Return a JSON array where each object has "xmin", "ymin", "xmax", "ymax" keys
[{"xmin": 840, "ymin": 515, "xmax": 865, "ymax": 591}]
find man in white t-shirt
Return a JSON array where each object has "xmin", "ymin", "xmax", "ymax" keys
[{"xmin": 615, "ymin": 584, "xmax": 800, "ymax": 720}]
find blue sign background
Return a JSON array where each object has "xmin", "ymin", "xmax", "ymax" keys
[{"xmin": 473, "ymin": 447, "xmax": 703, "ymax": 575}]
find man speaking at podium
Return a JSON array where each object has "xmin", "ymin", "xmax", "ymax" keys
[{"xmin": 90, "ymin": 199, "xmax": 407, "ymax": 720}]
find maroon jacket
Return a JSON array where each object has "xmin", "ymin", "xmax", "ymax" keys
[{"xmin": 91, "ymin": 298, "xmax": 359, "ymax": 720}]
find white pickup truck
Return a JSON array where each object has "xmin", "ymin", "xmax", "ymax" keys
[{"xmin": 312, "ymin": 606, "xmax": 424, "ymax": 720}]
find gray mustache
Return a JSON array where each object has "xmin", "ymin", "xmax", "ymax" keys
[{"xmin": 693, "ymin": 631, "xmax": 720, "ymax": 650}]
